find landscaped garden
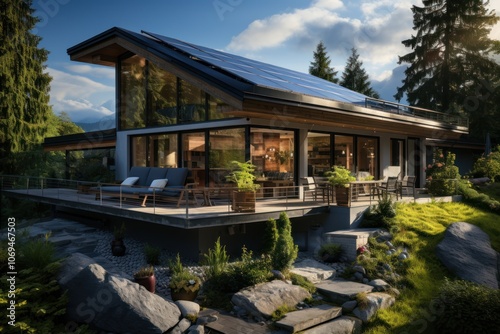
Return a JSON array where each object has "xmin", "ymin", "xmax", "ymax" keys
[{"xmin": 2, "ymin": 148, "xmax": 500, "ymax": 333}]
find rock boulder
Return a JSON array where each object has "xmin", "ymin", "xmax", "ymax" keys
[
  {"xmin": 231, "ymin": 280, "xmax": 311, "ymax": 321},
  {"xmin": 59, "ymin": 253, "xmax": 180, "ymax": 333},
  {"xmin": 436, "ymin": 222, "xmax": 499, "ymax": 289}
]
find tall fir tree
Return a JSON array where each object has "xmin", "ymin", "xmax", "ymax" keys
[
  {"xmin": 340, "ymin": 48, "xmax": 380, "ymax": 99},
  {"xmin": 394, "ymin": 0, "xmax": 500, "ymax": 140},
  {"xmin": 0, "ymin": 0, "xmax": 53, "ymax": 173},
  {"xmin": 309, "ymin": 41, "xmax": 339, "ymax": 83}
]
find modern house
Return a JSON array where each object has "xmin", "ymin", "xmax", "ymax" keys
[
  {"xmin": 28, "ymin": 27, "xmax": 470, "ymax": 257},
  {"xmin": 67, "ymin": 27, "xmax": 467, "ymax": 189}
]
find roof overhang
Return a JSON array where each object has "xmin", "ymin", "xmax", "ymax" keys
[{"xmin": 43, "ymin": 129, "xmax": 116, "ymax": 152}]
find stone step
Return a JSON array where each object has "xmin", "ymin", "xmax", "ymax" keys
[
  {"xmin": 275, "ymin": 304, "xmax": 342, "ymax": 333},
  {"xmin": 315, "ymin": 278, "xmax": 374, "ymax": 304},
  {"xmin": 301, "ymin": 315, "xmax": 362, "ymax": 334}
]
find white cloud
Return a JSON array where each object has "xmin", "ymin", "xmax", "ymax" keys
[
  {"xmin": 65, "ymin": 64, "xmax": 115, "ymax": 80},
  {"xmin": 47, "ymin": 67, "xmax": 115, "ymax": 122},
  {"xmin": 226, "ymin": 0, "xmax": 418, "ymax": 78}
]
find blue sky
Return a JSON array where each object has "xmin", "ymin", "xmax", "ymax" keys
[{"xmin": 33, "ymin": 0, "xmax": 500, "ymax": 124}]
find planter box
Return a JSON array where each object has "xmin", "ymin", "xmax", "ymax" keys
[
  {"xmin": 232, "ymin": 191, "xmax": 256, "ymax": 212},
  {"xmin": 335, "ymin": 186, "xmax": 351, "ymax": 207}
]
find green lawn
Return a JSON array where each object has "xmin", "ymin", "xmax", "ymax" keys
[{"xmin": 362, "ymin": 201, "xmax": 500, "ymax": 334}]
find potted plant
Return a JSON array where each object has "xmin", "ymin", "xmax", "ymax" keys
[
  {"xmin": 168, "ymin": 254, "xmax": 201, "ymax": 301},
  {"xmin": 326, "ymin": 166, "xmax": 356, "ymax": 206},
  {"xmin": 111, "ymin": 223, "xmax": 126, "ymax": 256},
  {"xmin": 225, "ymin": 160, "xmax": 261, "ymax": 212},
  {"xmin": 133, "ymin": 265, "xmax": 156, "ymax": 293}
]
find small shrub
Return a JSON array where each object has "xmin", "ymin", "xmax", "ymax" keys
[
  {"xmin": 19, "ymin": 232, "xmax": 55, "ymax": 269},
  {"xmin": 360, "ymin": 193, "xmax": 397, "ymax": 229},
  {"xmin": 261, "ymin": 218, "xmax": 278, "ymax": 255},
  {"xmin": 289, "ymin": 273, "xmax": 316, "ymax": 294},
  {"xmin": 317, "ymin": 243, "xmax": 342, "ymax": 262},
  {"xmin": 202, "ymin": 237, "xmax": 229, "ymax": 279},
  {"xmin": 271, "ymin": 304, "xmax": 297, "ymax": 321},
  {"xmin": 470, "ymin": 146, "xmax": 500, "ymax": 182},
  {"xmin": 271, "ymin": 212, "xmax": 298, "ymax": 273},
  {"xmin": 426, "ymin": 149, "xmax": 460, "ymax": 196},
  {"xmin": 457, "ymin": 180, "xmax": 500, "ymax": 214},
  {"xmin": 133, "ymin": 265, "xmax": 155, "ymax": 278},
  {"xmin": 356, "ymin": 292, "xmax": 369, "ymax": 310},
  {"xmin": 168, "ymin": 254, "xmax": 201, "ymax": 293},
  {"xmin": 144, "ymin": 243, "xmax": 161, "ymax": 265},
  {"xmin": 434, "ymin": 278, "xmax": 500, "ymax": 333}
]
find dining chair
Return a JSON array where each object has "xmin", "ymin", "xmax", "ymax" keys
[
  {"xmin": 372, "ymin": 176, "xmax": 401, "ymax": 200},
  {"xmin": 400, "ymin": 175, "xmax": 416, "ymax": 198},
  {"xmin": 302, "ymin": 177, "xmax": 326, "ymax": 201}
]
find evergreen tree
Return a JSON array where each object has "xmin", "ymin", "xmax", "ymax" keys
[
  {"xmin": 340, "ymin": 48, "xmax": 380, "ymax": 99},
  {"xmin": 309, "ymin": 41, "xmax": 339, "ymax": 83},
  {"xmin": 395, "ymin": 0, "xmax": 500, "ymax": 126},
  {"xmin": 0, "ymin": 0, "xmax": 53, "ymax": 173},
  {"xmin": 271, "ymin": 212, "xmax": 298, "ymax": 273}
]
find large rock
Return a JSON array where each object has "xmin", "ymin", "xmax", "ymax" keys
[
  {"xmin": 59, "ymin": 253, "xmax": 180, "ymax": 333},
  {"xmin": 231, "ymin": 280, "xmax": 311, "ymax": 321},
  {"xmin": 290, "ymin": 258, "xmax": 335, "ymax": 283},
  {"xmin": 436, "ymin": 222, "xmax": 499, "ymax": 289},
  {"xmin": 352, "ymin": 292, "xmax": 395, "ymax": 323}
]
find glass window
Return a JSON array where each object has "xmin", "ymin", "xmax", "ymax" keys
[
  {"xmin": 120, "ymin": 56, "xmax": 146, "ymax": 130},
  {"xmin": 334, "ymin": 135, "xmax": 354, "ymax": 172},
  {"xmin": 208, "ymin": 95, "xmax": 233, "ymax": 120},
  {"xmin": 307, "ymin": 133, "xmax": 331, "ymax": 176},
  {"xmin": 147, "ymin": 62, "xmax": 177, "ymax": 126},
  {"xmin": 179, "ymin": 79, "xmax": 206, "ymax": 123},
  {"xmin": 208, "ymin": 128, "xmax": 245, "ymax": 188},
  {"xmin": 250, "ymin": 129, "xmax": 294, "ymax": 179},
  {"xmin": 357, "ymin": 137, "xmax": 378, "ymax": 178},
  {"xmin": 182, "ymin": 132, "xmax": 206, "ymax": 186},
  {"xmin": 131, "ymin": 134, "xmax": 178, "ymax": 167}
]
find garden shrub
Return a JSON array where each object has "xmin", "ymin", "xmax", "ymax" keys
[
  {"xmin": 202, "ymin": 237, "xmax": 229, "ymax": 279},
  {"xmin": 469, "ymin": 145, "xmax": 500, "ymax": 182},
  {"xmin": 457, "ymin": 180, "xmax": 500, "ymax": 214},
  {"xmin": 261, "ymin": 218, "xmax": 278, "ymax": 255},
  {"xmin": 426, "ymin": 149, "xmax": 460, "ymax": 196},
  {"xmin": 18, "ymin": 232, "xmax": 55, "ymax": 269},
  {"xmin": 360, "ymin": 193, "xmax": 397, "ymax": 229},
  {"xmin": 143, "ymin": 243, "xmax": 161, "ymax": 265},
  {"xmin": 317, "ymin": 243, "xmax": 342, "ymax": 262},
  {"xmin": 434, "ymin": 278, "xmax": 500, "ymax": 333},
  {"xmin": 271, "ymin": 212, "xmax": 298, "ymax": 273}
]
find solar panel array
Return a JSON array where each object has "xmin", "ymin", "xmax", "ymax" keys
[{"xmin": 143, "ymin": 31, "xmax": 368, "ymax": 105}]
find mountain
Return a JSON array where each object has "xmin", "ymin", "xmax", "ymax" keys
[{"xmin": 76, "ymin": 115, "xmax": 115, "ymax": 132}]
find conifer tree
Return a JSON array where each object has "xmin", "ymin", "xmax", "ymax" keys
[
  {"xmin": 0, "ymin": 0, "xmax": 53, "ymax": 173},
  {"xmin": 395, "ymin": 0, "xmax": 500, "ymax": 123},
  {"xmin": 340, "ymin": 48, "xmax": 380, "ymax": 99},
  {"xmin": 309, "ymin": 41, "xmax": 339, "ymax": 83}
]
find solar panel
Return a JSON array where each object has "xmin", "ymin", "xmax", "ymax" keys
[{"xmin": 142, "ymin": 31, "xmax": 368, "ymax": 104}]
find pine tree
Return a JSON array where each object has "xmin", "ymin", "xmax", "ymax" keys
[
  {"xmin": 340, "ymin": 48, "xmax": 380, "ymax": 99},
  {"xmin": 0, "ymin": 0, "xmax": 53, "ymax": 173},
  {"xmin": 395, "ymin": 0, "xmax": 500, "ymax": 119},
  {"xmin": 309, "ymin": 41, "xmax": 339, "ymax": 83}
]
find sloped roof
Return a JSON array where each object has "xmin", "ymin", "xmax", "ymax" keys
[{"xmin": 141, "ymin": 31, "xmax": 368, "ymax": 105}]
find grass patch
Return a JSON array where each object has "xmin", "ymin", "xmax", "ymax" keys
[{"xmin": 362, "ymin": 202, "xmax": 499, "ymax": 334}]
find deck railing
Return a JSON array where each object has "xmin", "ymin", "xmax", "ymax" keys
[
  {"xmin": 365, "ymin": 97, "xmax": 469, "ymax": 127},
  {"xmin": 0, "ymin": 175, "xmax": 334, "ymax": 220}
]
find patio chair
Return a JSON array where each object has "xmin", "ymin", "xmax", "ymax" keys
[
  {"xmin": 400, "ymin": 175, "xmax": 416, "ymax": 198},
  {"xmin": 372, "ymin": 176, "xmax": 401, "ymax": 200},
  {"xmin": 302, "ymin": 177, "xmax": 327, "ymax": 201}
]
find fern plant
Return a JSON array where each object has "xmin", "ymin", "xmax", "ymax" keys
[{"xmin": 202, "ymin": 237, "xmax": 229, "ymax": 279}]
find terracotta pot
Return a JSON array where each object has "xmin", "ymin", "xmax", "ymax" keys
[
  {"xmin": 111, "ymin": 240, "xmax": 126, "ymax": 256},
  {"xmin": 135, "ymin": 275, "xmax": 156, "ymax": 293},
  {"xmin": 170, "ymin": 288, "xmax": 198, "ymax": 301}
]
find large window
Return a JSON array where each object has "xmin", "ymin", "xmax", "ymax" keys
[
  {"xmin": 120, "ymin": 56, "xmax": 146, "ymax": 129},
  {"xmin": 334, "ymin": 135, "xmax": 354, "ymax": 172},
  {"xmin": 250, "ymin": 129, "xmax": 294, "ymax": 179},
  {"xmin": 307, "ymin": 132, "xmax": 330, "ymax": 176},
  {"xmin": 119, "ymin": 55, "xmax": 239, "ymax": 130},
  {"xmin": 357, "ymin": 137, "xmax": 378, "ymax": 177},
  {"xmin": 209, "ymin": 128, "xmax": 245, "ymax": 187},
  {"xmin": 131, "ymin": 134, "xmax": 178, "ymax": 168}
]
